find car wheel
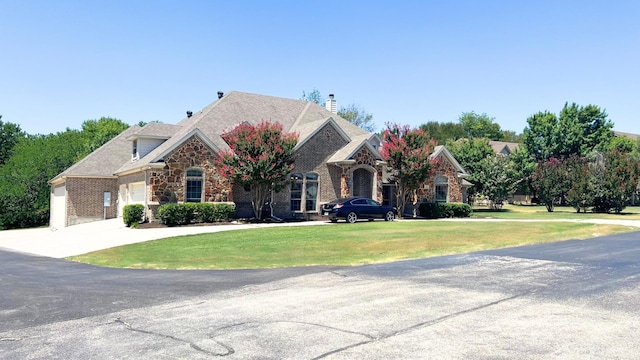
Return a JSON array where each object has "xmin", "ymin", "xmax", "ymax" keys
[
  {"xmin": 384, "ymin": 211, "xmax": 395, "ymax": 221},
  {"xmin": 330, "ymin": 219, "xmax": 338, "ymax": 223},
  {"xmin": 346, "ymin": 212, "xmax": 358, "ymax": 223}
]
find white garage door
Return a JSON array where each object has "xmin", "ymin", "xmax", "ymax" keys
[
  {"xmin": 50, "ymin": 184, "xmax": 66, "ymax": 229},
  {"xmin": 128, "ymin": 182, "xmax": 146, "ymax": 205}
]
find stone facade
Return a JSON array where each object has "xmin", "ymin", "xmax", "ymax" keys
[
  {"xmin": 337, "ymin": 147, "xmax": 383, "ymax": 203},
  {"xmin": 148, "ymin": 135, "xmax": 231, "ymax": 206},
  {"xmin": 415, "ymin": 153, "xmax": 464, "ymax": 203},
  {"xmin": 65, "ymin": 177, "xmax": 118, "ymax": 226}
]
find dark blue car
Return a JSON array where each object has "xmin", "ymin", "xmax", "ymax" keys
[{"xmin": 322, "ymin": 197, "xmax": 397, "ymax": 223}]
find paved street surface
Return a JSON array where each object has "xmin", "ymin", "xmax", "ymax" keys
[{"xmin": 1, "ymin": 231, "xmax": 639, "ymax": 359}]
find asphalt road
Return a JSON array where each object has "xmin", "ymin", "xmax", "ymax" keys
[{"xmin": 1, "ymin": 231, "xmax": 639, "ymax": 359}]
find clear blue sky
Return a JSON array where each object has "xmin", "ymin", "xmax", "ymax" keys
[{"xmin": 2, "ymin": 0, "xmax": 638, "ymax": 135}]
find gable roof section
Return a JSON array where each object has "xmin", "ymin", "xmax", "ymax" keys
[
  {"xmin": 327, "ymin": 133, "xmax": 383, "ymax": 164},
  {"xmin": 489, "ymin": 141, "xmax": 519, "ymax": 155},
  {"xmin": 127, "ymin": 122, "xmax": 180, "ymax": 140},
  {"xmin": 50, "ymin": 125, "xmax": 142, "ymax": 183},
  {"xmin": 431, "ymin": 145, "xmax": 468, "ymax": 175},
  {"xmin": 119, "ymin": 91, "xmax": 377, "ymax": 172},
  {"xmin": 615, "ymin": 131, "xmax": 639, "ymax": 141},
  {"xmin": 115, "ymin": 128, "xmax": 221, "ymax": 175},
  {"xmin": 294, "ymin": 117, "xmax": 351, "ymax": 151}
]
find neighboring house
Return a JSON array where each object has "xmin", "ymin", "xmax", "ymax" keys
[
  {"xmin": 49, "ymin": 91, "xmax": 468, "ymax": 228},
  {"xmin": 487, "ymin": 140, "xmax": 531, "ymax": 205},
  {"xmin": 489, "ymin": 140, "xmax": 519, "ymax": 156},
  {"xmin": 614, "ymin": 131, "xmax": 639, "ymax": 141}
]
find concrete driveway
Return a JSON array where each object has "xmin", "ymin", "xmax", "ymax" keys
[
  {"xmin": 1, "ymin": 220, "xmax": 639, "ymax": 359},
  {"xmin": 0, "ymin": 218, "xmax": 330, "ymax": 258}
]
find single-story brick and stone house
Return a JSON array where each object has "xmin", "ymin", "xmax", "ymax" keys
[{"xmin": 49, "ymin": 91, "xmax": 469, "ymax": 228}]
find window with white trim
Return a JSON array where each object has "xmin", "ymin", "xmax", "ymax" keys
[
  {"xmin": 186, "ymin": 169, "xmax": 203, "ymax": 202},
  {"xmin": 290, "ymin": 172, "xmax": 320, "ymax": 212},
  {"xmin": 305, "ymin": 173, "xmax": 318, "ymax": 212},
  {"xmin": 435, "ymin": 175, "xmax": 448, "ymax": 203},
  {"xmin": 290, "ymin": 173, "xmax": 303, "ymax": 211}
]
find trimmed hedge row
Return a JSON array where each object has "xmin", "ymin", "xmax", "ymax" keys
[
  {"xmin": 123, "ymin": 204, "xmax": 145, "ymax": 227},
  {"xmin": 418, "ymin": 202, "xmax": 472, "ymax": 219},
  {"xmin": 157, "ymin": 202, "xmax": 235, "ymax": 226}
]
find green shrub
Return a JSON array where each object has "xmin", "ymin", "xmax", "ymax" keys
[
  {"xmin": 445, "ymin": 203, "xmax": 472, "ymax": 218},
  {"xmin": 418, "ymin": 202, "xmax": 472, "ymax": 219},
  {"xmin": 213, "ymin": 203, "xmax": 235, "ymax": 221},
  {"xmin": 158, "ymin": 202, "xmax": 235, "ymax": 225},
  {"xmin": 195, "ymin": 203, "xmax": 216, "ymax": 223},
  {"xmin": 157, "ymin": 203, "xmax": 193, "ymax": 226},
  {"xmin": 418, "ymin": 203, "xmax": 443, "ymax": 219},
  {"xmin": 123, "ymin": 204, "xmax": 144, "ymax": 227}
]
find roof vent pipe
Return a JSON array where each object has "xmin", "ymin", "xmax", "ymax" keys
[
  {"xmin": 217, "ymin": 91, "xmax": 224, "ymax": 99},
  {"xmin": 186, "ymin": 111, "xmax": 193, "ymax": 118}
]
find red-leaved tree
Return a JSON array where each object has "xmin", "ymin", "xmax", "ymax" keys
[
  {"xmin": 216, "ymin": 121, "xmax": 298, "ymax": 220},
  {"xmin": 380, "ymin": 123, "xmax": 438, "ymax": 218}
]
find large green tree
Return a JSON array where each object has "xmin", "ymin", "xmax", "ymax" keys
[
  {"xmin": 446, "ymin": 138, "xmax": 494, "ymax": 202},
  {"xmin": 380, "ymin": 123, "xmax": 438, "ymax": 218},
  {"xmin": 0, "ymin": 130, "xmax": 86, "ymax": 229},
  {"xmin": 216, "ymin": 121, "xmax": 298, "ymax": 220},
  {"xmin": 0, "ymin": 117, "xmax": 25, "ymax": 165},
  {"xmin": 337, "ymin": 103, "xmax": 375, "ymax": 132},
  {"xmin": 420, "ymin": 121, "xmax": 466, "ymax": 144},
  {"xmin": 459, "ymin": 112, "xmax": 503, "ymax": 140},
  {"xmin": 523, "ymin": 103, "xmax": 614, "ymax": 161},
  {"xmin": 80, "ymin": 117, "xmax": 130, "ymax": 155}
]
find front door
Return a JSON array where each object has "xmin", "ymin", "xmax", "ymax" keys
[{"xmin": 352, "ymin": 168, "xmax": 373, "ymax": 198}]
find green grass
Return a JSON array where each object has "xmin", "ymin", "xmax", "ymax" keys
[
  {"xmin": 472, "ymin": 204, "xmax": 640, "ymax": 220},
  {"xmin": 67, "ymin": 219, "xmax": 638, "ymax": 270}
]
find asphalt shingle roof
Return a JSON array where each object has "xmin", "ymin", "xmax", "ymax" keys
[{"xmin": 53, "ymin": 91, "xmax": 376, "ymax": 179}]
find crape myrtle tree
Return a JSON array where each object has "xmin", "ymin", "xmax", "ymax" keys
[
  {"xmin": 380, "ymin": 122, "xmax": 438, "ymax": 219},
  {"xmin": 564, "ymin": 155, "xmax": 594, "ymax": 213},
  {"xmin": 474, "ymin": 154, "xmax": 518, "ymax": 209},
  {"xmin": 217, "ymin": 121, "xmax": 298, "ymax": 220},
  {"xmin": 531, "ymin": 157, "xmax": 570, "ymax": 212},
  {"xmin": 591, "ymin": 150, "xmax": 640, "ymax": 213}
]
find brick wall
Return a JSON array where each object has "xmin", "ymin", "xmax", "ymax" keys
[
  {"xmin": 274, "ymin": 123, "xmax": 348, "ymax": 216},
  {"xmin": 66, "ymin": 177, "xmax": 118, "ymax": 226}
]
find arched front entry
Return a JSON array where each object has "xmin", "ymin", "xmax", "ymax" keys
[{"xmin": 352, "ymin": 167, "xmax": 374, "ymax": 198}]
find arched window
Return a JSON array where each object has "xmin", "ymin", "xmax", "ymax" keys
[
  {"xmin": 290, "ymin": 173, "xmax": 303, "ymax": 211},
  {"xmin": 305, "ymin": 173, "xmax": 319, "ymax": 212},
  {"xmin": 186, "ymin": 169, "xmax": 203, "ymax": 202},
  {"xmin": 435, "ymin": 175, "xmax": 448, "ymax": 203}
]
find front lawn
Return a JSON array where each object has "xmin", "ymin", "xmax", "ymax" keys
[
  {"xmin": 472, "ymin": 204, "xmax": 640, "ymax": 220},
  {"xmin": 67, "ymin": 220, "xmax": 637, "ymax": 269}
]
